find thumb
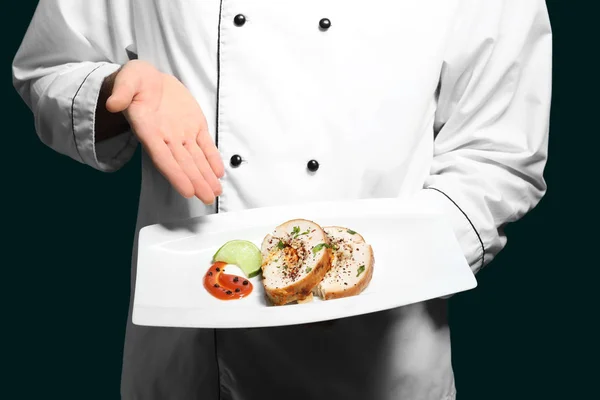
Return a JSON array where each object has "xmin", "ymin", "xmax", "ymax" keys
[{"xmin": 105, "ymin": 68, "xmax": 140, "ymax": 113}]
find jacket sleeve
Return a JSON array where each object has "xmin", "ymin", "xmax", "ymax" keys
[
  {"xmin": 413, "ymin": 0, "xmax": 552, "ymax": 274},
  {"xmin": 12, "ymin": 0, "xmax": 138, "ymax": 172}
]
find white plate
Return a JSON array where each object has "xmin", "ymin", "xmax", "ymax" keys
[{"xmin": 132, "ymin": 198, "xmax": 477, "ymax": 329}]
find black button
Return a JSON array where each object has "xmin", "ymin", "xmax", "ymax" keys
[
  {"xmin": 307, "ymin": 160, "xmax": 320, "ymax": 172},
  {"xmin": 234, "ymin": 14, "xmax": 246, "ymax": 26},
  {"xmin": 319, "ymin": 18, "xmax": 331, "ymax": 30},
  {"xmin": 230, "ymin": 154, "xmax": 243, "ymax": 167}
]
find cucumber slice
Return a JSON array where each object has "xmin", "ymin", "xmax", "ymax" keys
[{"xmin": 213, "ymin": 240, "xmax": 262, "ymax": 278}]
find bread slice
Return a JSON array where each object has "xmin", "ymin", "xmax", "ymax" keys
[
  {"xmin": 313, "ymin": 226, "xmax": 374, "ymax": 300},
  {"xmin": 261, "ymin": 219, "xmax": 332, "ymax": 305}
]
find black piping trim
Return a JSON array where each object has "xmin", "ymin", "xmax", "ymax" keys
[
  {"xmin": 214, "ymin": 0, "xmax": 224, "ymax": 215},
  {"xmin": 71, "ymin": 65, "xmax": 104, "ymax": 163},
  {"xmin": 425, "ymin": 187, "xmax": 485, "ymax": 269},
  {"xmin": 214, "ymin": 4, "xmax": 224, "ymax": 400}
]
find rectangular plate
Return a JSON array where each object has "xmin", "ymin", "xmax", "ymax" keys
[{"xmin": 132, "ymin": 198, "xmax": 477, "ymax": 328}]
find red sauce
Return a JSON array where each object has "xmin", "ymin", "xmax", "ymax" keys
[{"xmin": 203, "ymin": 261, "xmax": 253, "ymax": 300}]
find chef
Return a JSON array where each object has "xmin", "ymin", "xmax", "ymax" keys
[{"xmin": 12, "ymin": 1, "xmax": 552, "ymax": 399}]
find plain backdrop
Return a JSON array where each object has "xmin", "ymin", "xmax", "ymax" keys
[{"xmin": 3, "ymin": 1, "xmax": 578, "ymax": 399}]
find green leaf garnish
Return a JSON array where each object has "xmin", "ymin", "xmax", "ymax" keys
[
  {"xmin": 312, "ymin": 243, "xmax": 332, "ymax": 255},
  {"xmin": 347, "ymin": 229, "xmax": 357, "ymax": 235},
  {"xmin": 292, "ymin": 226, "xmax": 310, "ymax": 238},
  {"xmin": 277, "ymin": 240, "xmax": 285, "ymax": 250},
  {"xmin": 356, "ymin": 265, "xmax": 365, "ymax": 277},
  {"xmin": 306, "ymin": 267, "xmax": 312, "ymax": 273}
]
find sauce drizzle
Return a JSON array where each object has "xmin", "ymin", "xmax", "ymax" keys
[{"xmin": 204, "ymin": 261, "xmax": 253, "ymax": 300}]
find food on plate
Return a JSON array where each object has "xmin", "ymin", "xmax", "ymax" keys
[
  {"xmin": 213, "ymin": 240, "xmax": 262, "ymax": 278},
  {"xmin": 203, "ymin": 261, "xmax": 253, "ymax": 300},
  {"xmin": 313, "ymin": 226, "xmax": 375, "ymax": 300},
  {"xmin": 261, "ymin": 219, "xmax": 333, "ymax": 305},
  {"xmin": 204, "ymin": 221, "xmax": 374, "ymax": 304},
  {"xmin": 296, "ymin": 293, "xmax": 314, "ymax": 304}
]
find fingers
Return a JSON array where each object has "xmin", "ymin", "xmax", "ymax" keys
[
  {"xmin": 106, "ymin": 67, "xmax": 140, "ymax": 113},
  {"xmin": 143, "ymin": 138, "xmax": 196, "ymax": 199},
  {"xmin": 143, "ymin": 137, "xmax": 222, "ymax": 204},
  {"xmin": 185, "ymin": 141, "xmax": 223, "ymax": 196},
  {"xmin": 134, "ymin": 115, "xmax": 222, "ymax": 203},
  {"xmin": 196, "ymin": 128, "xmax": 225, "ymax": 178},
  {"xmin": 169, "ymin": 141, "xmax": 216, "ymax": 205}
]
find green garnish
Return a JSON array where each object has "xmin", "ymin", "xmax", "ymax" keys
[
  {"xmin": 292, "ymin": 226, "xmax": 310, "ymax": 238},
  {"xmin": 277, "ymin": 240, "xmax": 285, "ymax": 250},
  {"xmin": 312, "ymin": 243, "xmax": 332, "ymax": 255},
  {"xmin": 212, "ymin": 239, "xmax": 262, "ymax": 278},
  {"xmin": 306, "ymin": 267, "xmax": 312, "ymax": 273},
  {"xmin": 356, "ymin": 265, "xmax": 365, "ymax": 277},
  {"xmin": 347, "ymin": 229, "xmax": 357, "ymax": 235}
]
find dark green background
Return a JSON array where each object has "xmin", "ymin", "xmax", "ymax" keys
[{"xmin": 4, "ymin": 1, "xmax": 577, "ymax": 399}]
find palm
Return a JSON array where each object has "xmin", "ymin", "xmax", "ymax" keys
[{"xmin": 126, "ymin": 74, "xmax": 202, "ymax": 147}]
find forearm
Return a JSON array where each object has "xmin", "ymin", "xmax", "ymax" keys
[
  {"xmin": 95, "ymin": 68, "xmax": 131, "ymax": 143},
  {"xmin": 416, "ymin": 0, "xmax": 552, "ymax": 274}
]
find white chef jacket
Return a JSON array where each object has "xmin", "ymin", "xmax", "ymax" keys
[{"xmin": 12, "ymin": 1, "xmax": 552, "ymax": 399}]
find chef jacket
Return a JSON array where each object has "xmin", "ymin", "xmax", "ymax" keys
[{"xmin": 12, "ymin": 1, "xmax": 552, "ymax": 399}]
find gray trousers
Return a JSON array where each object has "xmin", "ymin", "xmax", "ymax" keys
[{"xmin": 120, "ymin": 299, "xmax": 456, "ymax": 400}]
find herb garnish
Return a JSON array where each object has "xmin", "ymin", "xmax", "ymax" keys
[
  {"xmin": 312, "ymin": 243, "xmax": 332, "ymax": 255},
  {"xmin": 347, "ymin": 229, "xmax": 357, "ymax": 235},
  {"xmin": 277, "ymin": 240, "xmax": 285, "ymax": 250},
  {"xmin": 306, "ymin": 267, "xmax": 312, "ymax": 273},
  {"xmin": 292, "ymin": 226, "xmax": 310, "ymax": 238},
  {"xmin": 356, "ymin": 265, "xmax": 365, "ymax": 277}
]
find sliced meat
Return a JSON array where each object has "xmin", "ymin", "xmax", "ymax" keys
[
  {"xmin": 261, "ymin": 219, "xmax": 332, "ymax": 305},
  {"xmin": 313, "ymin": 226, "xmax": 374, "ymax": 300}
]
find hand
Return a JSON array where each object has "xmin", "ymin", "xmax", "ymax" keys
[{"xmin": 104, "ymin": 60, "xmax": 224, "ymax": 204}]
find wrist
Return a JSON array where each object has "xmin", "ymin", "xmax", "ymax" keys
[{"xmin": 95, "ymin": 67, "xmax": 130, "ymax": 143}]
